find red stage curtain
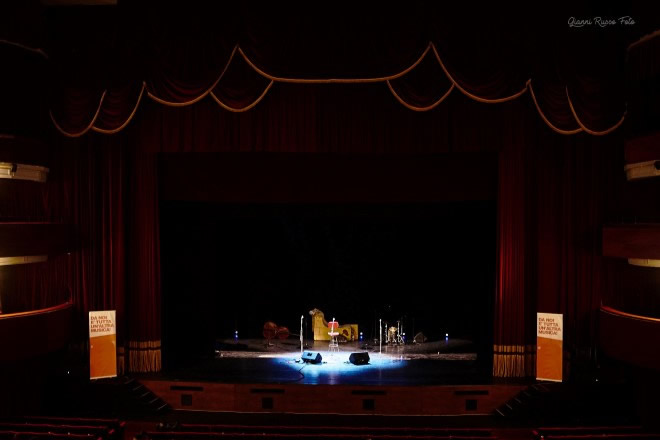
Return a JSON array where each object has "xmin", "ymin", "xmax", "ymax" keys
[
  {"xmin": 532, "ymin": 133, "xmax": 620, "ymax": 373},
  {"xmin": 126, "ymin": 149, "xmax": 161, "ymax": 373},
  {"xmin": 493, "ymin": 107, "xmax": 535, "ymax": 377},
  {"xmin": 494, "ymin": 114, "xmax": 622, "ymax": 377},
  {"xmin": 47, "ymin": 135, "xmax": 160, "ymax": 373},
  {"xmin": 37, "ymin": 138, "xmax": 129, "ymax": 369}
]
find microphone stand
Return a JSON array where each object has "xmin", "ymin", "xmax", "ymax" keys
[
  {"xmin": 300, "ymin": 315, "xmax": 304, "ymax": 355},
  {"xmin": 379, "ymin": 318, "xmax": 382, "ymax": 354}
]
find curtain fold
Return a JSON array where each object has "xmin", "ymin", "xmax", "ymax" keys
[
  {"xmin": 126, "ymin": 150, "xmax": 161, "ymax": 373},
  {"xmin": 387, "ymin": 49, "xmax": 454, "ymax": 110},
  {"xmin": 493, "ymin": 106, "xmax": 535, "ymax": 377}
]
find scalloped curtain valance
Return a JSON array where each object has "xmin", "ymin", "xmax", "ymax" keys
[
  {"xmin": 50, "ymin": 42, "xmax": 625, "ymax": 138},
  {"xmin": 44, "ymin": 3, "xmax": 636, "ymax": 138}
]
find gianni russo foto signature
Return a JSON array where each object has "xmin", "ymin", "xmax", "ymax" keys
[{"xmin": 568, "ymin": 16, "xmax": 635, "ymax": 28}]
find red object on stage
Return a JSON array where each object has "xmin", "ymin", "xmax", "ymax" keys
[
  {"xmin": 263, "ymin": 322, "xmax": 290, "ymax": 341},
  {"xmin": 263, "ymin": 321, "xmax": 278, "ymax": 340},
  {"xmin": 276, "ymin": 326, "xmax": 290, "ymax": 340}
]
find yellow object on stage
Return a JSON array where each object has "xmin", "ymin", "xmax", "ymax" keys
[{"xmin": 309, "ymin": 308, "xmax": 358, "ymax": 342}]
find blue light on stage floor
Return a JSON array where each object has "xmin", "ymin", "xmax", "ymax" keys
[
  {"xmin": 210, "ymin": 339, "xmax": 480, "ymax": 385},
  {"xmin": 271, "ymin": 351, "xmax": 407, "ymax": 384}
]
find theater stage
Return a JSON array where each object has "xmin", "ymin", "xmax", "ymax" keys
[
  {"xmin": 169, "ymin": 338, "xmax": 482, "ymax": 386},
  {"xmin": 138, "ymin": 338, "xmax": 527, "ymax": 416}
]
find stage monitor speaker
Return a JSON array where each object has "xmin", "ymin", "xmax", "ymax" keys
[
  {"xmin": 302, "ymin": 351, "xmax": 322, "ymax": 364},
  {"xmin": 349, "ymin": 352, "xmax": 370, "ymax": 365}
]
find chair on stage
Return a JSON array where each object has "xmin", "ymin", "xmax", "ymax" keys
[{"xmin": 328, "ymin": 318, "xmax": 339, "ymax": 351}]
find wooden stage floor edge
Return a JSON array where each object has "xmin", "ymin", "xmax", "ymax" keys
[{"xmin": 140, "ymin": 379, "xmax": 527, "ymax": 416}]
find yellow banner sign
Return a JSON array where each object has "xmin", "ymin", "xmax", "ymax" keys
[
  {"xmin": 537, "ymin": 312, "xmax": 562, "ymax": 382},
  {"xmin": 89, "ymin": 310, "xmax": 117, "ymax": 379}
]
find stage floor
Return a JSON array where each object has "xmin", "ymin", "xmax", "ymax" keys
[
  {"xmin": 139, "ymin": 338, "xmax": 525, "ymax": 415},
  {"xmin": 161, "ymin": 338, "xmax": 490, "ymax": 386}
]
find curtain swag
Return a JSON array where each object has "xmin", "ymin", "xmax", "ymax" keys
[{"xmin": 49, "ymin": 42, "xmax": 625, "ymax": 138}]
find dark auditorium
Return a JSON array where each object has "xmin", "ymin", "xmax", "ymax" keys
[{"xmin": 2, "ymin": 2, "xmax": 660, "ymax": 440}]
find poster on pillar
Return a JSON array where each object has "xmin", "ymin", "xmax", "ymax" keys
[
  {"xmin": 89, "ymin": 310, "xmax": 117, "ymax": 379},
  {"xmin": 537, "ymin": 312, "xmax": 563, "ymax": 382}
]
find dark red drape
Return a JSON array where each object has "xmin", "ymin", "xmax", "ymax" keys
[
  {"xmin": 1, "ymin": 132, "xmax": 159, "ymax": 373},
  {"xmin": 126, "ymin": 149, "xmax": 161, "ymax": 372},
  {"xmin": 493, "ymin": 104, "xmax": 535, "ymax": 377},
  {"xmin": 45, "ymin": 2, "xmax": 653, "ymax": 137},
  {"xmin": 493, "ymin": 110, "xmax": 622, "ymax": 377}
]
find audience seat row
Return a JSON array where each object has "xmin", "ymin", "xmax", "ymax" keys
[
  {"xmin": 0, "ymin": 417, "xmax": 124, "ymax": 440},
  {"xmin": 158, "ymin": 424, "xmax": 493, "ymax": 437},
  {"xmin": 144, "ymin": 431, "xmax": 496, "ymax": 440},
  {"xmin": 533, "ymin": 426, "xmax": 659, "ymax": 440}
]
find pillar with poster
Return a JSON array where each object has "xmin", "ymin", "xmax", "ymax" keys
[{"xmin": 536, "ymin": 312, "xmax": 563, "ymax": 382}]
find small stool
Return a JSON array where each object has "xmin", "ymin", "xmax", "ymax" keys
[{"xmin": 328, "ymin": 319, "xmax": 339, "ymax": 351}]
